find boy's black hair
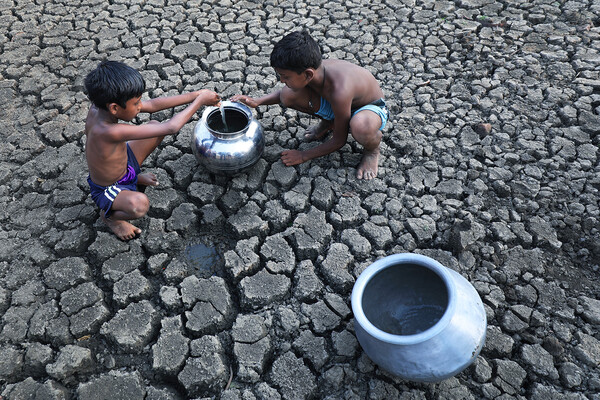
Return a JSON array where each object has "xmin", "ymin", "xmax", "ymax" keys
[
  {"xmin": 270, "ymin": 29, "xmax": 322, "ymax": 74},
  {"xmin": 84, "ymin": 60, "xmax": 146, "ymax": 110}
]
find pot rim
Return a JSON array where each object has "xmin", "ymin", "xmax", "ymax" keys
[
  {"xmin": 202, "ymin": 101, "xmax": 252, "ymax": 139},
  {"xmin": 202, "ymin": 100, "xmax": 253, "ymax": 132},
  {"xmin": 351, "ymin": 253, "xmax": 457, "ymax": 345}
]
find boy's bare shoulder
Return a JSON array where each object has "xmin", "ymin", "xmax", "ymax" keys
[
  {"xmin": 85, "ymin": 107, "xmax": 103, "ymax": 135},
  {"xmin": 326, "ymin": 59, "xmax": 375, "ymax": 86},
  {"xmin": 323, "ymin": 59, "xmax": 383, "ymax": 109},
  {"xmin": 324, "ymin": 58, "xmax": 367, "ymax": 72},
  {"xmin": 326, "ymin": 60, "xmax": 378, "ymax": 92},
  {"xmin": 85, "ymin": 108, "xmax": 124, "ymax": 141},
  {"xmin": 86, "ymin": 110, "xmax": 108, "ymax": 134}
]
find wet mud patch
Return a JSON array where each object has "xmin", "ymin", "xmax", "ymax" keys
[{"xmin": 182, "ymin": 236, "xmax": 225, "ymax": 279}]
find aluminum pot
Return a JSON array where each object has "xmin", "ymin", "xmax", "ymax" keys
[
  {"xmin": 192, "ymin": 101, "xmax": 264, "ymax": 175},
  {"xmin": 351, "ymin": 253, "xmax": 486, "ymax": 382}
]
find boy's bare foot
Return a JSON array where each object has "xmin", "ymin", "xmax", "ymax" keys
[
  {"xmin": 357, "ymin": 149, "xmax": 380, "ymax": 180},
  {"xmin": 304, "ymin": 120, "xmax": 333, "ymax": 141},
  {"xmin": 138, "ymin": 172, "xmax": 159, "ymax": 187},
  {"xmin": 101, "ymin": 214, "xmax": 141, "ymax": 240}
]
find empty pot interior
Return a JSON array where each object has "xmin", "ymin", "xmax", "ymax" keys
[
  {"xmin": 362, "ymin": 263, "xmax": 449, "ymax": 336},
  {"xmin": 207, "ymin": 107, "xmax": 249, "ymax": 133}
]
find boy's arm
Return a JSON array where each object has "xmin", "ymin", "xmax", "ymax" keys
[
  {"xmin": 230, "ymin": 91, "xmax": 281, "ymax": 108},
  {"xmin": 106, "ymin": 94, "xmax": 218, "ymax": 142},
  {"xmin": 141, "ymin": 90, "xmax": 219, "ymax": 113}
]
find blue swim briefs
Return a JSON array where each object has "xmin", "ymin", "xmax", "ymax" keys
[
  {"xmin": 314, "ymin": 98, "xmax": 389, "ymax": 131},
  {"xmin": 87, "ymin": 143, "xmax": 140, "ymax": 217}
]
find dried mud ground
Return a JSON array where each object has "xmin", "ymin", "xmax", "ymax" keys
[{"xmin": 1, "ymin": 0, "xmax": 600, "ymax": 399}]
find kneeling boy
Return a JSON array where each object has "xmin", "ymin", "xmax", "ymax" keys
[
  {"xmin": 84, "ymin": 61, "xmax": 220, "ymax": 239},
  {"xmin": 232, "ymin": 30, "xmax": 388, "ymax": 180}
]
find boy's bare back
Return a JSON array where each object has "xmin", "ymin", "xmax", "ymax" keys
[
  {"xmin": 85, "ymin": 105, "xmax": 132, "ymax": 187},
  {"xmin": 318, "ymin": 59, "xmax": 383, "ymax": 111}
]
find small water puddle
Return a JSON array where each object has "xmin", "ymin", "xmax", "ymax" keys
[{"xmin": 184, "ymin": 242, "xmax": 220, "ymax": 277}]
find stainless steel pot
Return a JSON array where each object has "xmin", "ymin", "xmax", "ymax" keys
[
  {"xmin": 192, "ymin": 101, "xmax": 264, "ymax": 175},
  {"xmin": 351, "ymin": 253, "xmax": 487, "ymax": 382}
]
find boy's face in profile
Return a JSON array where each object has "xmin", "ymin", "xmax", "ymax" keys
[
  {"xmin": 109, "ymin": 95, "xmax": 142, "ymax": 121},
  {"xmin": 275, "ymin": 67, "xmax": 312, "ymax": 90}
]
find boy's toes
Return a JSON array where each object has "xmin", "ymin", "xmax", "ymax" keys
[
  {"xmin": 357, "ymin": 168, "xmax": 375, "ymax": 180},
  {"xmin": 304, "ymin": 127, "xmax": 321, "ymax": 142},
  {"xmin": 138, "ymin": 173, "xmax": 159, "ymax": 186},
  {"xmin": 304, "ymin": 121, "xmax": 332, "ymax": 142},
  {"xmin": 101, "ymin": 216, "xmax": 142, "ymax": 241},
  {"xmin": 357, "ymin": 150, "xmax": 380, "ymax": 180}
]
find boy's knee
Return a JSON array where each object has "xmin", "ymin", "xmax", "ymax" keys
[
  {"xmin": 351, "ymin": 119, "xmax": 374, "ymax": 137},
  {"xmin": 351, "ymin": 120, "xmax": 381, "ymax": 146},
  {"xmin": 279, "ymin": 90, "xmax": 292, "ymax": 108},
  {"xmin": 351, "ymin": 114, "xmax": 381, "ymax": 136},
  {"xmin": 129, "ymin": 193, "xmax": 150, "ymax": 218},
  {"xmin": 280, "ymin": 87, "xmax": 305, "ymax": 109}
]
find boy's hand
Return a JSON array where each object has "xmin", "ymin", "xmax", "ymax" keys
[
  {"xmin": 194, "ymin": 90, "xmax": 221, "ymax": 106},
  {"xmin": 281, "ymin": 149, "xmax": 305, "ymax": 166},
  {"xmin": 230, "ymin": 94, "xmax": 260, "ymax": 108}
]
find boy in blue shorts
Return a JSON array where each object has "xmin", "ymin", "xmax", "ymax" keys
[
  {"xmin": 232, "ymin": 30, "xmax": 388, "ymax": 180},
  {"xmin": 84, "ymin": 61, "xmax": 220, "ymax": 240}
]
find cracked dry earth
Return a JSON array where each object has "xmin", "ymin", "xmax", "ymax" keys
[{"xmin": 1, "ymin": 0, "xmax": 600, "ymax": 399}]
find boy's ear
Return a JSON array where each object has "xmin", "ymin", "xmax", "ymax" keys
[
  {"xmin": 107, "ymin": 103, "xmax": 120, "ymax": 115},
  {"xmin": 304, "ymin": 68, "xmax": 315, "ymax": 81}
]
